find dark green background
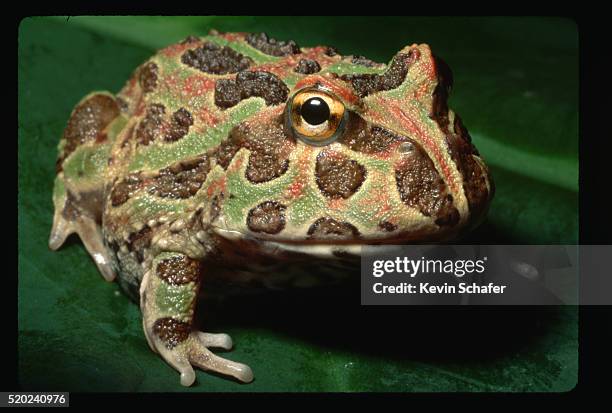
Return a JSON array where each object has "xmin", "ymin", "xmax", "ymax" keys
[{"xmin": 18, "ymin": 16, "xmax": 578, "ymax": 392}]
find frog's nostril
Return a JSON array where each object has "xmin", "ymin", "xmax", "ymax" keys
[{"xmin": 398, "ymin": 142, "xmax": 414, "ymax": 154}]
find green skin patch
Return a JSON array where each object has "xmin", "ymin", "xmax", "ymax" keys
[
  {"xmin": 321, "ymin": 62, "xmax": 386, "ymax": 76},
  {"xmin": 223, "ymin": 150, "xmax": 299, "ymax": 226},
  {"xmin": 286, "ymin": 185, "xmax": 325, "ymax": 227},
  {"xmin": 128, "ymin": 100, "xmax": 264, "ymax": 172},
  {"xmin": 123, "ymin": 193, "xmax": 189, "ymax": 228},
  {"xmin": 62, "ymin": 143, "xmax": 111, "ymax": 181},
  {"xmin": 151, "ymin": 252, "xmax": 198, "ymax": 321},
  {"xmin": 155, "ymin": 281, "xmax": 197, "ymax": 321}
]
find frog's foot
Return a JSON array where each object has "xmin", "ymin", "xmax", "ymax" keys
[
  {"xmin": 141, "ymin": 252, "xmax": 253, "ymax": 386},
  {"xmin": 148, "ymin": 328, "xmax": 253, "ymax": 386},
  {"xmin": 49, "ymin": 200, "xmax": 116, "ymax": 282}
]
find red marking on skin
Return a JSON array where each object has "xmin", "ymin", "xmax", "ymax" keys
[
  {"xmin": 283, "ymin": 146, "xmax": 313, "ymax": 200},
  {"xmin": 183, "ymin": 75, "xmax": 216, "ymax": 97},
  {"xmin": 301, "ymin": 46, "xmax": 331, "ymax": 58},
  {"xmin": 207, "ymin": 176, "xmax": 227, "ymax": 197},
  {"xmin": 328, "ymin": 198, "xmax": 346, "ymax": 210},
  {"xmin": 118, "ymin": 77, "xmax": 140, "ymax": 106},
  {"xmin": 124, "ymin": 76, "xmax": 138, "ymax": 95},
  {"xmin": 414, "ymin": 82, "xmax": 430, "ymax": 100},
  {"xmin": 372, "ymin": 197, "xmax": 394, "ymax": 220},
  {"xmin": 228, "ymin": 155, "xmax": 244, "ymax": 173},
  {"xmin": 134, "ymin": 99, "xmax": 146, "ymax": 117},
  {"xmin": 248, "ymin": 61, "xmax": 293, "ymax": 78},
  {"xmin": 365, "ymin": 109, "xmax": 385, "ymax": 125},
  {"xmin": 196, "ymin": 107, "xmax": 221, "ymax": 127},
  {"xmin": 166, "ymin": 73, "xmax": 181, "ymax": 90},
  {"xmin": 294, "ymin": 76, "xmax": 359, "ymax": 105},
  {"xmin": 287, "ymin": 180, "xmax": 304, "ymax": 198},
  {"xmin": 386, "ymin": 99, "xmax": 458, "ymax": 193},
  {"xmin": 248, "ymin": 105, "xmax": 284, "ymax": 123},
  {"xmin": 220, "ymin": 33, "xmax": 243, "ymax": 42},
  {"xmin": 356, "ymin": 184, "xmax": 391, "ymax": 218},
  {"xmin": 423, "ymin": 48, "xmax": 438, "ymax": 81},
  {"xmin": 160, "ymin": 43, "xmax": 192, "ymax": 58}
]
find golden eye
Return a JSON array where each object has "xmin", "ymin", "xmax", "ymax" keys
[{"xmin": 286, "ymin": 87, "xmax": 347, "ymax": 146}]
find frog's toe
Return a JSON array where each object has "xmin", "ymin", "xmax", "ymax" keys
[
  {"xmin": 151, "ymin": 331, "xmax": 253, "ymax": 386},
  {"xmin": 155, "ymin": 343, "xmax": 197, "ymax": 386},
  {"xmin": 197, "ymin": 331, "xmax": 233, "ymax": 350},
  {"xmin": 190, "ymin": 333, "xmax": 253, "ymax": 383}
]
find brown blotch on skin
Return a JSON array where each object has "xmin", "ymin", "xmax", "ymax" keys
[
  {"xmin": 215, "ymin": 71, "xmax": 289, "ymax": 109},
  {"xmin": 378, "ymin": 221, "xmax": 398, "ymax": 232},
  {"xmin": 164, "ymin": 108, "xmax": 194, "ymax": 142},
  {"xmin": 338, "ymin": 112, "xmax": 400, "ymax": 154},
  {"xmin": 307, "ymin": 217, "xmax": 360, "ymax": 240},
  {"xmin": 294, "ymin": 59, "xmax": 321, "ymax": 74},
  {"xmin": 351, "ymin": 55, "xmax": 381, "ymax": 68},
  {"xmin": 214, "ymin": 116, "xmax": 295, "ymax": 183},
  {"xmin": 151, "ymin": 155, "xmax": 211, "ymax": 199},
  {"xmin": 181, "ymin": 42, "xmax": 253, "ymax": 75},
  {"xmin": 239, "ymin": 70, "xmax": 289, "ymax": 105},
  {"xmin": 136, "ymin": 103, "xmax": 165, "ymax": 145},
  {"xmin": 214, "ymin": 136, "xmax": 241, "ymax": 170},
  {"xmin": 247, "ymin": 201, "xmax": 286, "ymax": 234},
  {"xmin": 157, "ymin": 255, "xmax": 202, "ymax": 285},
  {"xmin": 430, "ymin": 55, "xmax": 453, "ymax": 132},
  {"xmin": 339, "ymin": 49, "xmax": 419, "ymax": 97},
  {"xmin": 315, "ymin": 151, "xmax": 366, "ymax": 199},
  {"xmin": 153, "ymin": 317, "xmax": 191, "ymax": 350},
  {"xmin": 128, "ymin": 225, "xmax": 152, "ymax": 263},
  {"xmin": 394, "ymin": 140, "xmax": 460, "ymax": 227},
  {"xmin": 214, "ymin": 71, "xmax": 289, "ymax": 109},
  {"xmin": 245, "ymin": 32, "xmax": 300, "ymax": 56},
  {"xmin": 139, "ymin": 62, "xmax": 159, "ymax": 93},
  {"xmin": 110, "ymin": 174, "xmax": 143, "ymax": 207},
  {"xmin": 60, "ymin": 93, "xmax": 120, "ymax": 166},
  {"xmin": 214, "ymin": 79, "xmax": 241, "ymax": 108}
]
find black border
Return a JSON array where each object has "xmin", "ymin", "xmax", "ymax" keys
[{"xmin": 12, "ymin": 13, "xmax": 612, "ymax": 403}]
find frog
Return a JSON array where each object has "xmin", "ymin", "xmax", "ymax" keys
[{"xmin": 49, "ymin": 31, "xmax": 493, "ymax": 387}]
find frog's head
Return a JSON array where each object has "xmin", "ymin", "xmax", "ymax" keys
[{"xmin": 210, "ymin": 35, "xmax": 493, "ymax": 246}]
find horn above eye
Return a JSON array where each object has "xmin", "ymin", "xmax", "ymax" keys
[{"xmin": 286, "ymin": 87, "xmax": 348, "ymax": 146}]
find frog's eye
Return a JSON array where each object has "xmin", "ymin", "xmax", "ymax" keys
[{"xmin": 286, "ymin": 87, "xmax": 347, "ymax": 146}]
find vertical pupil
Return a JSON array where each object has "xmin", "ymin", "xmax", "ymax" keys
[{"xmin": 300, "ymin": 97, "xmax": 330, "ymax": 125}]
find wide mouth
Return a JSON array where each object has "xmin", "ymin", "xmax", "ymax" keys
[{"xmin": 212, "ymin": 225, "xmax": 464, "ymax": 247}]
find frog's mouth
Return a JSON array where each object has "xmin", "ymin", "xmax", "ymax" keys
[{"xmin": 211, "ymin": 224, "xmax": 467, "ymax": 259}]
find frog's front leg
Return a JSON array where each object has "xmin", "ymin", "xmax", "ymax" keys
[{"xmin": 140, "ymin": 251, "xmax": 253, "ymax": 386}]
